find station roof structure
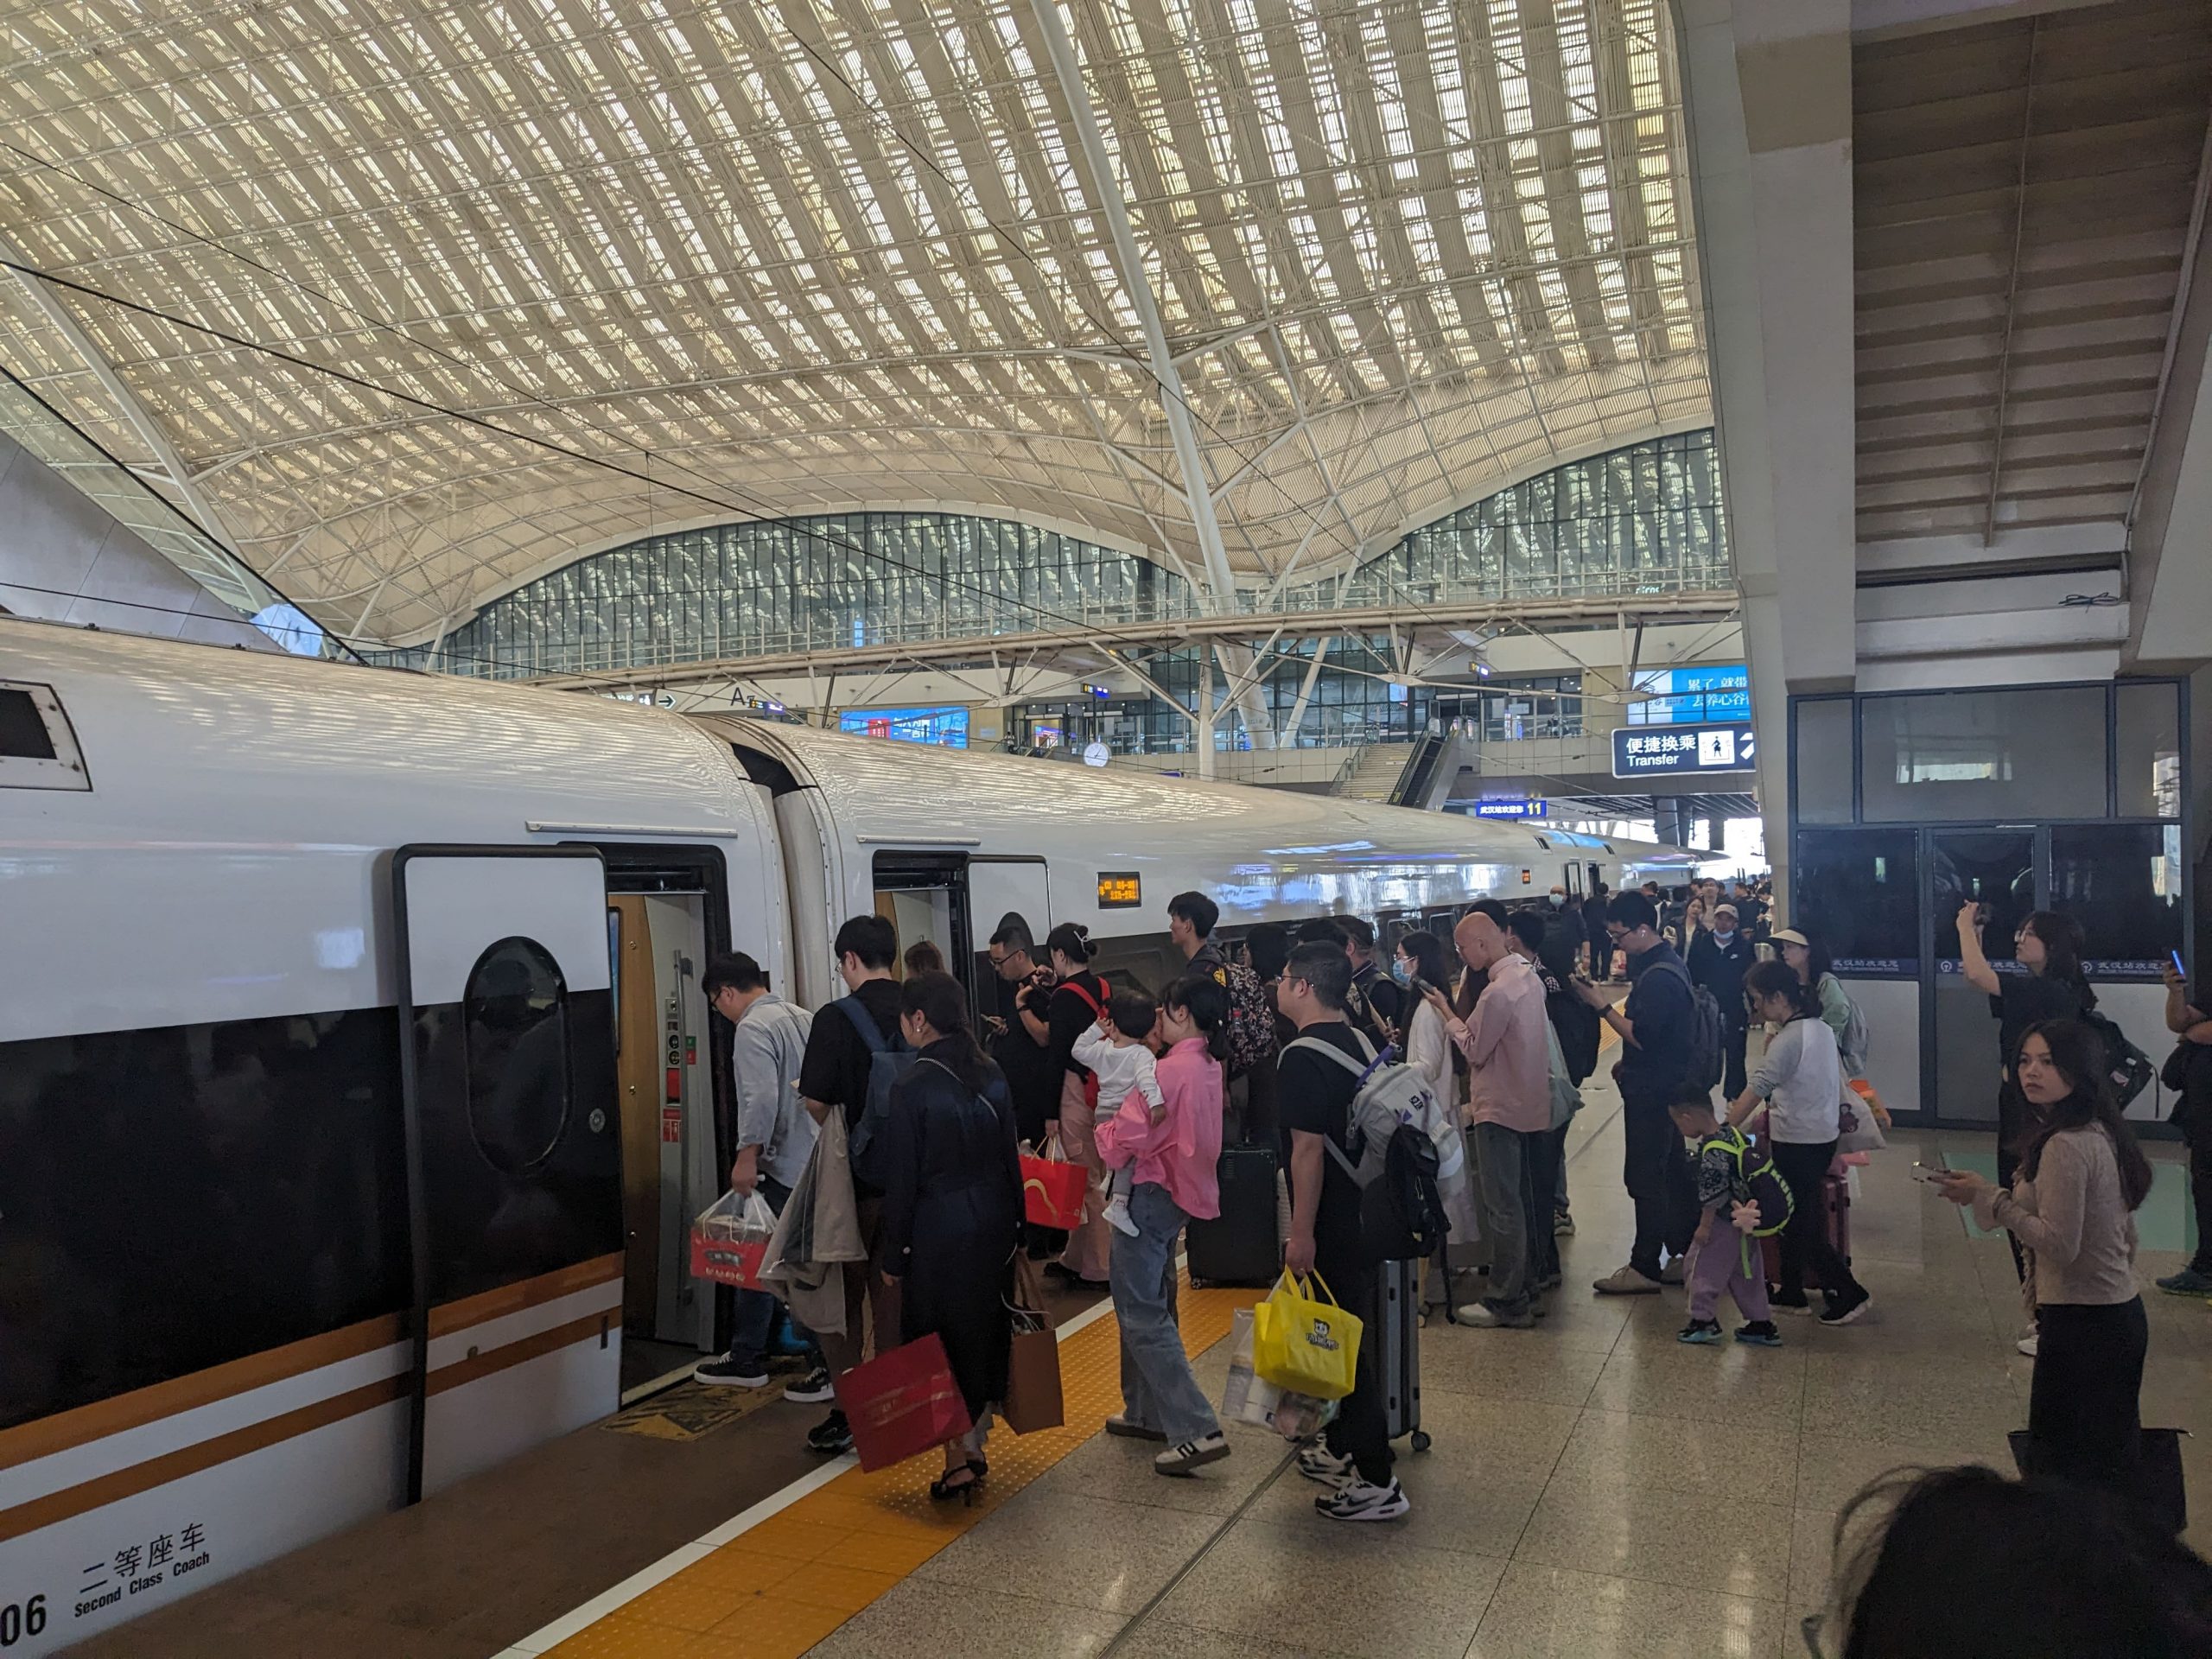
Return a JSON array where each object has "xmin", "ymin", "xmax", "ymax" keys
[{"xmin": 0, "ymin": 0, "xmax": 1709, "ymax": 646}]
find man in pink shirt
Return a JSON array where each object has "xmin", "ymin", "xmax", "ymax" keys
[{"xmin": 1436, "ymin": 911, "xmax": 1552, "ymax": 1328}]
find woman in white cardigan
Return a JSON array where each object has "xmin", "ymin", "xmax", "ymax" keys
[{"xmin": 1394, "ymin": 929, "xmax": 1480, "ymax": 1309}]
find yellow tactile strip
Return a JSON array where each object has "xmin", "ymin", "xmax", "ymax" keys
[{"xmin": 546, "ymin": 1276, "xmax": 1260, "ymax": 1659}]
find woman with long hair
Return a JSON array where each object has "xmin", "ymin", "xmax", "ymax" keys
[
  {"xmin": 1394, "ymin": 928, "xmax": 1480, "ymax": 1311},
  {"xmin": 1938, "ymin": 1018, "xmax": 2152, "ymax": 1508},
  {"xmin": 1729, "ymin": 957, "xmax": 1871, "ymax": 1324},
  {"xmin": 1958, "ymin": 906, "xmax": 2094, "ymax": 1324},
  {"xmin": 874, "ymin": 970, "xmax": 1023, "ymax": 1503},
  {"xmin": 1096, "ymin": 974, "xmax": 1233, "ymax": 1475},
  {"xmin": 1037, "ymin": 922, "xmax": 1113, "ymax": 1283}
]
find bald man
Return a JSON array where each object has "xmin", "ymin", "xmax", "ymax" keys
[{"xmin": 1432, "ymin": 910, "xmax": 1553, "ymax": 1326}]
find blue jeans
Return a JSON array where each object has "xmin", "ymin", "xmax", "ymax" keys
[
  {"xmin": 1110, "ymin": 1182, "xmax": 1220, "ymax": 1443},
  {"xmin": 725, "ymin": 1176, "xmax": 817, "ymax": 1371}
]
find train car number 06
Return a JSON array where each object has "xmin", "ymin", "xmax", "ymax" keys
[{"xmin": 0, "ymin": 1597, "xmax": 47, "ymax": 1645}]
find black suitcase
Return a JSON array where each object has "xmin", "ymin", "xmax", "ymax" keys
[
  {"xmin": 1187, "ymin": 1143, "xmax": 1280, "ymax": 1286},
  {"xmin": 1378, "ymin": 1256, "xmax": 1427, "ymax": 1451}
]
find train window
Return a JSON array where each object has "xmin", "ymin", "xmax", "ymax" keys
[
  {"xmin": 462, "ymin": 938, "xmax": 574, "ymax": 1178},
  {"xmin": 0, "ymin": 680, "xmax": 91, "ymax": 791}
]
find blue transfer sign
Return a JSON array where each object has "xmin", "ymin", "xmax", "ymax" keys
[
  {"xmin": 1611, "ymin": 722, "xmax": 1757, "ymax": 778},
  {"xmin": 1472, "ymin": 799, "xmax": 1548, "ymax": 819}
]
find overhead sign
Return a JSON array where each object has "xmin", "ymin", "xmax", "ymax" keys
[
  {"xmin": 1611, "ymin": 722, "xmax": 1757, "ymax": 778},
  {"xmin": 1472, "ymin": 798, "xmax": 1548, "ymax": 819}
]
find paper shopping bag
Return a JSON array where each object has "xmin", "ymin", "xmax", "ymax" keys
[
  {"xmin": 833, "ymin": 1333, "xmax": 974, "ymax": 1471},
  {"xmin": 1020, "ymin": 1135, "xmax": 1090, "ymax": 1229},
  {"xmin": 689, "ymin": 1191, "xmax": 776, "ymax": 1288},
  {"xmin": 1001, "ymin": 1303, "xmax": 1065, "ymax": 1435},
  {"xmin": 1250, "ymin": 1270, "xmax": 1363, "ymax": 1402}
]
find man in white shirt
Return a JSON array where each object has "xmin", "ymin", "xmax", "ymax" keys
[{"xmin": 1435, "ymin": 912, "xmax": 1552, "ymax": 1328}]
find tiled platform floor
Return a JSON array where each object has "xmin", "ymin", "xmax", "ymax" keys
[{"xmin": 73, "ymin": 1070, "xmax": 2212, "ymax": 1659}]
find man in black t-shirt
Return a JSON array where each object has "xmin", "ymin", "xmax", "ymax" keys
[
  {"xmin": 795, "ymin": 912, "xmax": 904, "ymax": 1456},
  {"xmin": 1276, "ymin": 941, "xmax": 1408, "ymax": 1523},
  {"xmin": 1339, "ymin": 916, "xmax": 1402, "ymax": 1035},
  {"xmin": 1576, "ymin": 891, "xmax": 1695, "ymax": 1294}
]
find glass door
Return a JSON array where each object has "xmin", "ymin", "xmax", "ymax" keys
[{"xmin": 1927, "ymin": 830, "xmax": 2037, "ymax": 1125}]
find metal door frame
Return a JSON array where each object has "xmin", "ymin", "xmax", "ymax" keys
[{"xmin": 391, "ymin": 842, "xmax": 609, "ymax": 1505}]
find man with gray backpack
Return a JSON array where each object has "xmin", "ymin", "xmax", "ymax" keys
[{"xmin": 1276, "ymin": 940, "xmax": 1433, "ymax": 1522}]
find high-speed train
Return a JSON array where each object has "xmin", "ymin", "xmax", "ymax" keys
[{"xmin": 0, "ymin": 615, "xmax": 1694, "ymax": 1650}]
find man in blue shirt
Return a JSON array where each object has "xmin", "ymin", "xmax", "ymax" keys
[{"xmin": 1575, "ymin": 891, "xmax": 1697, "ymax": 1294}]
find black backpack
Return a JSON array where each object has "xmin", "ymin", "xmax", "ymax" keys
[
  {"xmin": 2081, "ymin": 1006, "xmax": 2156, "ymax": 1109},
  {"xmin": 1357, "ymin": 1122, "xmax": 1450, "ymax": 1262},
  {"xmin": 1649, "ymin": 957, "xmax": 1725, "ymax": 1095}
]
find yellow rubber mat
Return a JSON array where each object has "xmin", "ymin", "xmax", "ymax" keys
[{"xmin": 547, "ymin": 1276, "xmax": 1259, "ymax": 1658}]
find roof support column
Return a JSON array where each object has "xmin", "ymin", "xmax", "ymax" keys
[
  {"xmin": 1026, "ymin": 0, "xmax": 1238, "ymax": 610},
  {"xmin": 1677, "ymin": 0, "xmax": 1856, "ymax": 913}
]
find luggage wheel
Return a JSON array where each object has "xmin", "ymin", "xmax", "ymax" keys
[{"xmin": 1410, "ymin": 1429, "xmax": 1431, "ymax": 1453}]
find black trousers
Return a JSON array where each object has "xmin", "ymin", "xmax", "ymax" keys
[
  {"xmin": 1318, "ymin": 1237, "xmax": 1389, "ymax": 1485},
  {"xmin": 2030, "ymin": 1298, "xmax": 2146, "ymax": 1503},
  {"xmin": 1722, "ymin": 1019, "xmax": 1749, "ymax": 1102},
  {"xmin": 1522, "ymin": 1124, "xmax": 1562, "ymax": 1283},
  {"xmin": 2183, "ymin": 1108, "xmax": 2212, "ymax": 1275},
  {"xmin": 1771, "ymin": 1138, "xmax": 1862, "ymax": 1305},
  {"xmin": 1621, "ymin": 1090, "xmax": 1693, "ymax": 1279}
]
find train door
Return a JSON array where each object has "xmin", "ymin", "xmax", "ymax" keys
[
  {"xmin": 609, "ymin": 893, "xmax": 718, "ymax": 1382},
  {"xmin": 968, "ymin": 855, "xmax": 1052, "ymax": 1007},
  {"xmin": 1564, "ymin": 861, "xmax": 1584, "ymax": 900},
  {"xmin": 392, "ymin": 846, "xmax": 622, "ymax": 1502},
  {"xmin": 873, "ymin": 851, "xmax": 975, "ymax": 982}
]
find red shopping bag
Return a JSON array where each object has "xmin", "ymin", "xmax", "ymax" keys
[
  {"xmin": 689, "ymin": 1192, "xmax": 774, "ymax": 1288},
  {"xmin": 1020, "ymin": 1135, "xmax": 1089, "ymax": 1229},
  {"xmin": 833, "ymin": 1333, "xmax": 974, "ymax": 1471}
]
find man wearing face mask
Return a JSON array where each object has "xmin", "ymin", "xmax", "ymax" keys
[{"xmin": 1687, "ymin": 901, "xmax": 1754, "ymax": 1098}]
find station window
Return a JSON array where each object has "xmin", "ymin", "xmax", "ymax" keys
[
  {"xmin": 2114, "ymin": 682, "xmax": 2181, "ymax": 819},
  {"xmin": 1859, "ymin": 686, "xmax": 2107, "ymax": 823},
  {"xmin": 1793, "ymin": 699, "xmax": 1853, "ymax": 825},
  {"xmin": 2050, "ymin": 823, "xmax": 2183, "ymax": 973},
  {"xmin": 462, "ymin": 938, "xmax": 574, "ymax": 1178},
  {"xmin": 1795, "ymin": 828, "xmax": 1921, "ymax": 970},
  {"xmin": 0, "ymin": 680, "xmax": 91, "ymax": 791}
]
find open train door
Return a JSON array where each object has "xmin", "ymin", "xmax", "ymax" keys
[{"xmin": 392, "ymin": 846, "xmax": 624, "ymax": 1502}]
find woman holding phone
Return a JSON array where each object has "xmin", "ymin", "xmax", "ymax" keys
[
  {"xmin": 1958, "ymin": 906, "xmax": 2094, "ymax": 1349},
  {"xmin": 1936, "ymin": 1020, "xmax": 2151, "ymax": 1510}
]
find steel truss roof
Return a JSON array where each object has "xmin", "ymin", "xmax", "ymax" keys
[{"xmin": 0, "ymin": 0, "xmax": 1709, "ymax": 645}]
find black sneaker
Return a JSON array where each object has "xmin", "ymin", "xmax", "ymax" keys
[
  {"xmin": 784, "ymin": 1366, "xmax": 835, "ymax": 1405},
  {"xmin": 805, "ymin": 1408, "xmax": 854, "ymax": 1455},
  {"xmin": 1315, "ymin": 1476, "xmax": 1410, "ymax": 1522},
  {"xmin": 1820, "ymin": 1288, "xmax": 1872, "ymax": 1326},
  {"xmin": 1735, "ymin": 1320, "xmax": 1783, "ymax": 1347},
  {"xmin": 693, "ymin": 1356, "xmax": 768, "ymax": 1389},
  {"xmin": 1770, "ymin": 1290, "xmax": 1815, "ymax": 1317}
]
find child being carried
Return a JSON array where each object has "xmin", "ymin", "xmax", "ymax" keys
[{"xmin": 1073, "ymin": 988, "xmax": 1166, "ymax": 1238}]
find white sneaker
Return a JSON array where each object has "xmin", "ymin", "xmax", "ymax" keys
[
  {"xmin": 1102, "ymin": 1194, "xmax": 1140, "ymax": 1237},
  {"xmin": 1154, "ymin": 1432, "xmax": 1230, "ymax": 1476},
  {"xmin": 1296, "ymin": 1443, "xmax": 1357, "ymax": 1487},
  {"xmin": 2017, "ymin": 1332, "xmax": 2038, "ymax": 1357},
  {"xmin": 1315, "ymin": 1476, "xmax": 1410, "ymax": 1522}
]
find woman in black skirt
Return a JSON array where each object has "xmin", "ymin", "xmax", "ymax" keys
[{"xmin": 875, "ymin": 970, "xmax": 1023, "ymax": 1502}]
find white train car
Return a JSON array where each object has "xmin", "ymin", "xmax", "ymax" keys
[{"xmin": 0, "ymin": 617, "xmax": 1692, "ymax": 1653}]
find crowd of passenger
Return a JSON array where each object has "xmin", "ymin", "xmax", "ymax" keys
[{"xmin": 688, "ymin": 872, "xmax": 2205, "ymax": 1584}]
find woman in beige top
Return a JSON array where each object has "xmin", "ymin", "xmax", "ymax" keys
[{"xmin": 1937, "ymin": 1018, "xmax": 2153, "ymax": 1506}]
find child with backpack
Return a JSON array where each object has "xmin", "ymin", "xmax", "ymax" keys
[
  {"xmin": 1668, "ymin": 1089, "xmax": 1786, "ymax": 1347},
  {"xmin": 1075, "ymin": 988, "xmax": 1167, "ymax": 1238}
]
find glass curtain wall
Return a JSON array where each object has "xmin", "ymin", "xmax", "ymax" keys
[{"xmin": 370, "ymin": 430, "xmax": 1730, "ymax": 687}]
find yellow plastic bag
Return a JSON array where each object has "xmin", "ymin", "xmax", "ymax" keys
[{"xmin": 1249, "ymin": 1270, "xmax": 1363, "ymax": 1402}]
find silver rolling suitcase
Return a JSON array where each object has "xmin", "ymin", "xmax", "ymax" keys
[{"xmin": 1378, "ymin": 1256, "xmax": 1428, "ymax": 1452}]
